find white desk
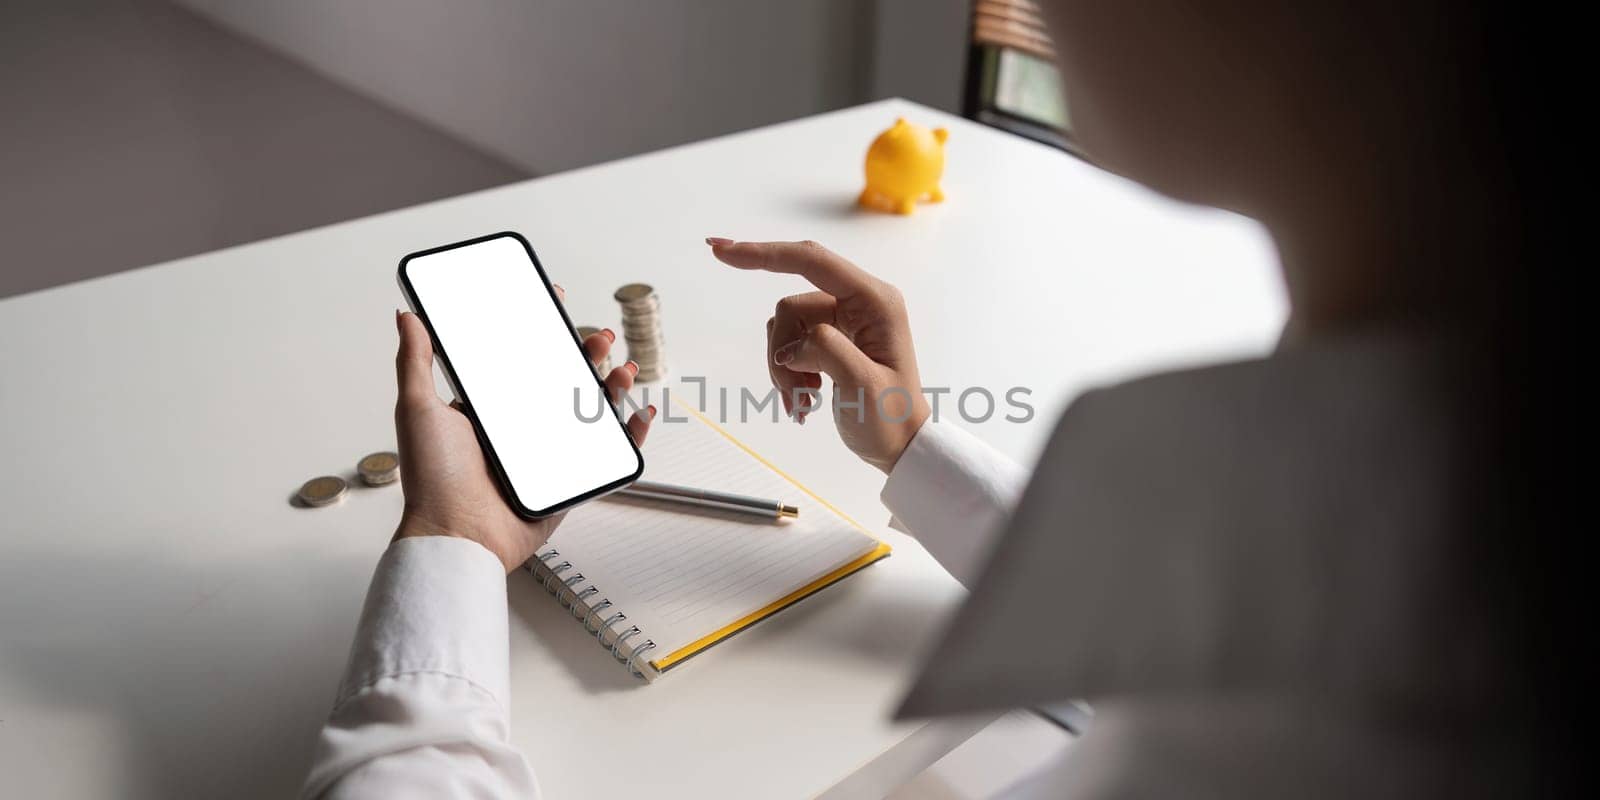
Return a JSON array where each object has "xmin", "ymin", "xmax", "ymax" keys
[{"xmin": 0, "ymin": 99, "xmax": 1285, "ymax": 798}]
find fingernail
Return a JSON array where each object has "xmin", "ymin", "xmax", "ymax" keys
[
  {"xmin": 625, "ymin": 360, "xmax": 639, "ymax": 375},
  {"xmin": 647, "ymin": 404, "xmax": 657, "ymax": 420},
  {"xmin": 773, "ymin": 340, "xmax": 800, "ymax": 366},
  {"xmin": 797, "ymin": 411, "xmax": 807, "ymax": 426},
  {"xmin": 705, "ymin": 237, "xmax": 733, "ymax": 247},
  {"xmin": 601, "ymin": 328, "xmax": 616, "ymax": 343}
]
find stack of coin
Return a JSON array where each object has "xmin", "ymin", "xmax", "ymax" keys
[
  {"xmin": 614, "ymin": 283, "xmax": 665, "ymax": 381},
  {"xmin": 576, "ymin": 326, "xmax": 613, "ymax": 376}
]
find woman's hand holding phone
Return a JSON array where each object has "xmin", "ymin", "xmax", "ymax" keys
[{"xmin": 392, "ymin": 291, "xmax": 652, "ymax": 574}]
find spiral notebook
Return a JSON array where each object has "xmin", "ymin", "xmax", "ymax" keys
[{"xmin": 526, "ymin": 406, "xmax": 891, "ymax": 680}]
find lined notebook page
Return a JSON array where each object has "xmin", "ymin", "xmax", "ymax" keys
[{"xmin": 547, "ymin": 411, "xmax": 881, "ymax": 661}]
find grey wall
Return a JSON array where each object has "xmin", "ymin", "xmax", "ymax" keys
[
  {"xmin": 868, "ymin": 0, "xmax": 969, "ymax": 114},
  {"xmin": 0, "ymin": 0, "xmax": 527, "ymax": 299},
  {"xmin": 175, "ymin": 0, "xmax": 884, "ymax": 175},
  {"xmin": 0, "ymin": 0, "xmax": 975, "ymax": 298},
  {"xmin": 174, "ymin": 0, "xmax": 971, "ymax": 176}
]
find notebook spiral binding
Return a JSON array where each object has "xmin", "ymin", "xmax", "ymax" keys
[{"xmin": 529, "ymin": 547, "xmax": 657, "ymax": 678}]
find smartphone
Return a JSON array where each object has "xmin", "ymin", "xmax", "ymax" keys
[{"xmin": 398, "ymin": 231, "xmax": 643, "ymax": 518}]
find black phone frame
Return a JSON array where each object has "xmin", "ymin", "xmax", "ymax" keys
[{"xmin": 397, "ymin": 231, "xmax": 645, "ymax": 519}]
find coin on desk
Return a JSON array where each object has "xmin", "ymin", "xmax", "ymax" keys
[
  {"xmin": 298, "ymin": 475, "xmax": 348, "ymax": 507},
  {"xmin": 356, "ymin": 451, "xmax": 400, "ymax": 486}
]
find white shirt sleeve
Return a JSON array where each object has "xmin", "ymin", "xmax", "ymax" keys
[
  {"xmin": 302, "ymin": 536, "xmax": 540, "ymax": 800},
  {"xmin": 881, "ymin": 420, "xmax": 1029, "ymax": 587}
]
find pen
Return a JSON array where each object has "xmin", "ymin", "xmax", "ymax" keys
[{"xmin": 617, "ymin": 480, "xmax": 799, "ymax": 520}]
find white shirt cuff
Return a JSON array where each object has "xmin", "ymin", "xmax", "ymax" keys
[
  {"xmin": 881, "ymin": 420, "xmax": 1028, "ymax": 586},
  {"xmin": 336, "ymin": 536, "xmax": 511, "ymax": 712}
]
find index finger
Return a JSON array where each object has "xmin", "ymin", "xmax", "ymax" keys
[{"xmin": 708, "ymin": 239, "xmax": 874, "ymax": 299}]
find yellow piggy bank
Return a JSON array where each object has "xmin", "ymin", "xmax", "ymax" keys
[{"xmin": 859, "ymin": 117, "xmax": 948, "ymax": 215}]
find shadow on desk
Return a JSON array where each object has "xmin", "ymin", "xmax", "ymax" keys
[
  {"xmin": 784, "ymin": 192, "xmax": 867, "ymax": 221},
  {"xmin": 507, "ymin": 572, "xmax": 645, "ymax": 694},
  {"xmin": 506, "ymin": 547, "xmax": 953, "ymax": 694},
  {"xmin": 746, "ymin": 559, "xmax": 960, "ymax": 673},
  {"xmin": 0, "ymin": 545, "xmax": 363, "ymax": 799},
  {"xmin": 1, "ymin": 538, "xmax": 956, "ymax": 798}
]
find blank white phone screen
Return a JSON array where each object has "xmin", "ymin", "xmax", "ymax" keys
[{"xmin": 403, "ymin": 235, "xmax": 640, "ymax": 514}]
